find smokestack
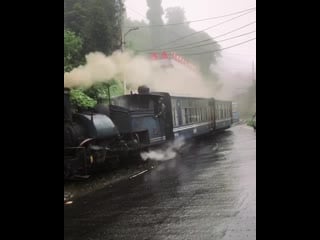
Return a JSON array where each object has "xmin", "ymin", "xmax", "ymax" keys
[
  {"xmin": 64, "ymin": 88, "xmax": 72, "ymax": 121},
  {"xmin": 138, "ymin": 85, "xmax": 150, "ymax": 94}
]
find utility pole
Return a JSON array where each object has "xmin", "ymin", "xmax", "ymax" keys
[
  {"xmin": 119, "ymin": 2, "xmax": 139, "ymax": 94},
  {"xmin": 121, "ymin": 27, "xmax": 139, "ymax": 94}
]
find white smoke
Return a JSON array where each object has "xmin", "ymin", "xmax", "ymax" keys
[
  {"xmin": 140, "ymin": 137, "xmax": 185, "ymax": 161},
  {"xmin": 213, "ymin": 54, "xmax": 255, "ymax": 100},
  {"xmin": 64, "ymin": 51, "xmax": 154, "ymax": 89},
  {"xmin": 64, "ymin": 50, "xmax": 222, "ymax": 98}
]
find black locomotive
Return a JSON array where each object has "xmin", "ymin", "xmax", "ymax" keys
[{"xmin": 64, "ymin": 86, "xmax": 232, "ymax": 178}]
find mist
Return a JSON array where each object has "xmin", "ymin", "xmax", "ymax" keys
[
  {"xmin": 213, "ymin": 54, "xmax": 256, "ymax": 116},
  {"xmin": 64, "ymin": 50, "xmax": 224, "ymax": 98},
  {"xmin": 140, "ymin": 137, "xmax": 185, "ymax": 161}
]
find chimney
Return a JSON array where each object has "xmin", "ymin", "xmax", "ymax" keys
[{"xmin": 138, "ymin": 85, "xmax": 150, "ymax": 94}]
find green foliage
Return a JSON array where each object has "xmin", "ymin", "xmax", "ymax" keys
[
  {"xmin": 84, "ymin": 81, "xmax": 124, "ymax": 103},
  {"xmin": 246, "ymin": 113, "xmax": 256, "ymax": 128},
  {"xmin": 70, "ymin": 89, "xmax": 97, "ymax": 109},
  {"xmin": 70, "ymin": 80, "xmax": 124, "ymax": 109},
  {"xmin": 64, "ymin": 29, "xmax": 83, "ymax": 72},
  {"xmin": 64, "ymin": 0, "xmax": 123, "ymax": 56},
  {"xmin": 247, "ymin": 119, "xmax": 254, "ymax": 127},
  {"xmin": 65, "ymin": 0, "xmax": 125, "ymax": 109}
]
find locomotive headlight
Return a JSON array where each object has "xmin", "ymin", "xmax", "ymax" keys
[{"xmin": 90, "ymin": 155, "xmax": 94, "ymax": 164}]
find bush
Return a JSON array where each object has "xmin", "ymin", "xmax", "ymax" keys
[{"xmin": 70, "ymin": 89, "xmax": 97, "ymax": 109}]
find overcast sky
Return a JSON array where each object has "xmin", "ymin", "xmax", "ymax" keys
[
  {"xmin": 124, "ymin": 0, "xmax": 256, "ymax": 90},
  {"xmin": 124, "ymin": 0, "xmax": 255, "ymax": 55}
]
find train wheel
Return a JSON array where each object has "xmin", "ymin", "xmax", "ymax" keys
[{"xmin": 79, "ymin": 138, "xmax": 96, "ymax": 171}]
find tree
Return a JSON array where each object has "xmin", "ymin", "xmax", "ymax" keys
[
  {"xmin": 124, "ymin": 5, "xmax": 222, "ymax": 82},
  {"xmin": 84, "ymin": 80, "xmax": 124, "ymax": 104},
  {"xmin": 165, "ymin": 7, "xmax": 186, "ymax": 24},
  {"xmin": 64, "ymin": 0, "xmax": 123, "ymax": 55},
  {"xmin": 70, "ymin": 88, "xmax": 97, "ymax": 110},
  {"xmin": 64, "ymin": 0, "xmax": 124, "ymax": 108},
  {"xmin": 64, "ymin": 29, "xmax": 83, "ymax": 72},
  {"xmin": 146, "ymin": 0, "xmax": 165, "ymax": 48},
  {"xmin": 164, "ymin": 7, "xmax": 221, "ymax": 81}
]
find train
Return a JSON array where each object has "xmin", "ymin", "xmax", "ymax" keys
[{"xmin": 64, "ymin": 86, "xmax": 233, "ymax": 179}]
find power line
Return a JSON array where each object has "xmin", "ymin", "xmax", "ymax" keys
[
  {"xmin": 179, "ymin": 38, "xmax": 256, "ymax": 56},
  {"xmin": 124, "ymin": 7, "xmax": 256, "ymax": 28},
  {"xmin": 138, "ymin": 21, "xmax": 256, "ymax": 52},
  {"xmin": 167, "ymin": 30, "xmax": 256, "ymax": 51},
  {"xmin": 137, "ymin": 10, "xmax": 256, "ymax": 51},
  {"xmin": 141, "ymin": 30, "xmax": 256, "ymax": 53},
  {"xmin": 200, "ymin": 21, "xmax": 256, "ymax": 40},
  {"xmin": 222, "ymin": 52, "xmax": 256, "ymax": 57}
]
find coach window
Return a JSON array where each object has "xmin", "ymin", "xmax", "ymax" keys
[
  {"xmin": 172, "ymin": 107, "xmax": 175, "ymax": 125},
  {"xmin": 203, "ymin": 108, "xmax": 205, "ymax": 121},
  {"xmin": 227, "ymin": 105, "xmax": 229, "ymax": 118},
  {"xmin": 211, "ymin": 106, "xmax": 214, "ymax": 120},
  {"xmin": 216, "ymin": 105, "xmax": 219, "ymax": 120},
  {"xmin": 195, "ymin": 107, "xmax": 198, "ymax": 122},
  {"xmin": 176, "ymin": 108, "xmax": 179, "ymax": 126},
  {"xmin": 215, "ymin": 106, "xmax": 218, "ymax": 120},
  {"xmin": 186, "ymin": 108, "xmax": 189, "ymax": 124},
  {"xmin": 195, "ymin": 108, "xmax": 198, "ymax": 122},
  {"xmin": 181, "ymin": 108, "xmax": 185, "ymax": 125},
  {"xmin": 196, "ymin": 108, "xmax": 198, "ymax": 122},
  {"xmin": 221, "ymin": 105, "xmax": 224, "ymax": 119},
  {"xmin": 172, "ymin": 107, "xmax": 175, "ymax": 126},
  {"xmin": 190, "ymin": 108, "xmax": 194, "ymax": 123}
]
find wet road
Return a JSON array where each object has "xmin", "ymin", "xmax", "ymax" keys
[{"xmin": 64, "ymin": 124, "xmax": 256, "ymax": 240}]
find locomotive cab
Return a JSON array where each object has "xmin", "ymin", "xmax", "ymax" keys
[{"xmin": 109, "ymin": 88, "xmax": 174, "ymax": 148}]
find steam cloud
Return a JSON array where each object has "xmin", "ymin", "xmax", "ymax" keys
[
  {"xmin": 140, "ymin": 137, "xmax": 185, "ymax": 161},
  {"xmin": 64, "ymin": 51, "xmax": 223, "ymax": 98}
]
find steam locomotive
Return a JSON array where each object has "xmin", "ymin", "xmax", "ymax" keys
[{"xmin": 64, "ymin": 86, "xmax": 233, "ymax": 178}]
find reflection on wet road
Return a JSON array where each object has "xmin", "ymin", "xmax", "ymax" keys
[{"xmin": 64, "ymin": 124, "xmax": 256, "ymax": 240}]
